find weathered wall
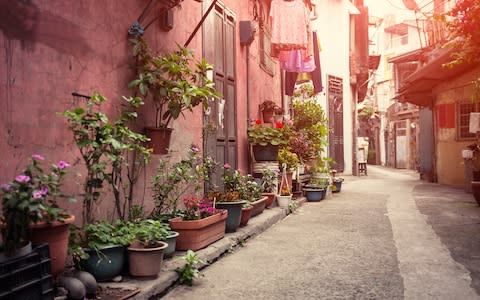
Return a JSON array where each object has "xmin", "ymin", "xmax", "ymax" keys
[
  {"xmin": 0, "ymin": 0, "xmax": 282, "ymax": 224},
  {"xmin": 433, "ymin": 66, "xmax": 480, "ymax": 186},
  {"xmin": 0, "ymin": 0, "xmax": 213, "ymax": 223}
]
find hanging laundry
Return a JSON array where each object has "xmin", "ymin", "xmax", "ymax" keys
[
  {"xmin": 280, "ymin": 49, "xmax": 316, "ymax": 73},
  {"xmin": 269, "ymin": 0, "xmax": 310, "ymax": 58},
  {"xmin": 285, "ymin": 31, "xmax": 323, "ymax": 96}
]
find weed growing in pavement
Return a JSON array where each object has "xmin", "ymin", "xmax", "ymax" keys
[{"xmin": 176, "ymin": 250, "xmax": 207, "ymax": 286}]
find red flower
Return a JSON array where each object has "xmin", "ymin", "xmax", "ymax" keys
[
  {"xmin": 275, "ymin": 122, "xmax": 284, "ymax": 129},
  {"xmin": 255, "ymin": 119, "xmax": 262, "ymax": 125}
]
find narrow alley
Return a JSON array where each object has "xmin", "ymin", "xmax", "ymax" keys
[{"xmin": 162, "ymin": 166, "xmax": 480, "ymax": 300}]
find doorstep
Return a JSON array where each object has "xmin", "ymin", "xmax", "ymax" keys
[{"xmin": 100, "ymin": 197, "xmax": 306, "ymax": 300}]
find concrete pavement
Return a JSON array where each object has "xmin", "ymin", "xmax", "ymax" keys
[{"xmin": 159, "ymin": 166, "xmax": 480, "ymax": 300}]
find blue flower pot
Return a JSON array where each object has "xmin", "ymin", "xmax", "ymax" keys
[
  {"xmin": 304, "ymin": 188, "xmax": 326, "ymax": 202},
  {"xmin": 164, "ymin": 231, "xmax": 179, "ymax": 258},
  {"xmin": 215, "ymin": 201, "xmax": 246, "ymax": 233},
  {"xmin": 79, "ymin": 245, "xmax": 125, "ymax": 282}
]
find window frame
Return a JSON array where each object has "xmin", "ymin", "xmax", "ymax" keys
[{"xmin": 457, "ymin": 100, "xmax": 479, "ymax": 141}]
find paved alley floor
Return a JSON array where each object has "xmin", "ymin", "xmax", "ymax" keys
[{"xmin": 161, "ymin": 166, "xmax": 480, "ymax": 300}]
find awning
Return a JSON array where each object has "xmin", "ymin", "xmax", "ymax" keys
[{"xmin": 396, "ymin": 48, "xmax": 476, "ymax": 106}]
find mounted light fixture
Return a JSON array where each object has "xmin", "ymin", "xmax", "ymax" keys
[{"xmin": 128, "ymin": 0, "xmax": 185, "ymax": 36}]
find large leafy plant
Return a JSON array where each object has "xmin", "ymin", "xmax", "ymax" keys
[
  {"xmin": 129, "ymin": 37, "xmax": 220, "ymax": 128},
  {"xmin": 151, "ymin": 145, "xmax": 216, "ymax": 217},
  {"xmin": 63, "ymin": 93, "xmax": 151, "ymax": 224},
  {"xmin": 443, "ymin": 0, "xmax": 480, "ymax": 66},
  {"xmin": 247, "ymin": 123, "xmax": 289, "ymax": 146}
]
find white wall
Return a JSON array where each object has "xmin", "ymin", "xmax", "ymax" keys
[{"xmin": 310, "ymin": 0, "xmax": 355, "ymax": 174}]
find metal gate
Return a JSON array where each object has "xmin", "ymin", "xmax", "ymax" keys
[{"xmin": 327, "ymin": 75, "xmax": 344, "ymax": 172}]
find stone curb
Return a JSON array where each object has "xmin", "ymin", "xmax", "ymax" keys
[{"xmin": 101, "ymin": 197, "xmax": 306, "ymax": 299}]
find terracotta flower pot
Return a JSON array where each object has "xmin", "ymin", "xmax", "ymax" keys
[
  {"xmin": 169, "ymin": 210, "xmax": 227, "ymax": 251},
  {"xmin": 240, "ymin": 207, "xmax": 253, "ymax": 227},
  {"xmin": 29, "ymin": 215, "xmax": 75, "ymax": 278},
  {"xmin": 128, "ymin": 241, "xmax": 168, "ymax": 277},
  {"xmin": 250, "ymin": 196, "xmax": 267, "ymax": 217},
  {"xmin": 262, "ymin": 193, "xmax": 276, "ymax": 208}
]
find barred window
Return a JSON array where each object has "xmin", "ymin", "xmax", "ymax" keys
[{"xmin": 458, "ymin": 101, "xmax": 480, "ymax": 140}]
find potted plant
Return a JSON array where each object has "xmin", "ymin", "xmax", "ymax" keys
[
  {"xmin": 247, "ymin": 121, "xmax": 289, "ymax": 161},
  {"xmin": 169, "ymin": 196, "xmax": 227, "ymax": 251},
  {"xmin": 127, "ymin": 219, "xmax": 169, "ymax": 277},
  {"xmin": 70, "ymin": 220, "xmax": 132, "ymax": 282},
  {"xmin": 260, "ymin": 168, "xmax": 278, "ymax": 208},
  {"xmin": 330, "ymin": 169, "xmax": 344, "ymax": 193},
  {"xmin": 210, "ymin": 165, "xmax": 248, "ymax": 232},
  {"xmin": 277, "ymin": 148, "xmax": 300, "ymax": 189},
  {"xmin": 303, "ymin": 178, "xmax": 328, "ymax": 202},
  {"xmin": 259, "ymin": 100, "xmax": 283, "ymax": 123},
  {"xmin": 276, "ymin": 186, "xmax": 292, "ymax": 208},
  {"xmin": 151, "ymin": 144, "xmax": 215, "ymax": 219},
  {"xmin": 129, "ymin": 37, "xmax": 220, "ymax": 154},
  {"xmin": 240, "ymin": 202, "xmax": 253, "ymax": 227},
  {"xmin": 0, "ymin": 154, "xmax": 75, "ymax": 277},
  {"xmin": 237, "ymin": 173, "xmax": 266, "ymax": 217}
]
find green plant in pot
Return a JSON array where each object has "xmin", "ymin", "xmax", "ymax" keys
[
  {"xmin": 209, "ymin": 165, "xmax": 247, "ymax": 233},
  {"xmin": 0, "ymin": 154, "xmax": 75, "ymax": 276},
  {"xmin": 129, "ymin": 37, "xmax": 220, "ymax": 154},
  {"xmin": 277, "ymin": 148, "xmax": 300, "ymax": 172},
  {"xmin": 151, "ymin": 145, "xmax": 216, "ymax": 220},
  {"xmin": 247, "ymin": 121, "xmax": 289, "ymax": 161},
  {"xmin": 260, "ymin": 168, "xmax": 278, "ymax": 208},
  {"xmin": 127, "ymin": 219, "xmax": 170, "ymax": 277},
  {"xmin": 70, "ymin": 220, "xmax": 132, "ymax": 282}
]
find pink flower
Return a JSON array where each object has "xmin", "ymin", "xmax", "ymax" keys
[
  {"xmin": 32, "ymin": 154, "xmax": 45, "ymax": 160},
  {"xmin": 224, "ymin": 163, "xmax": 231, "ymax": 169},
  {"xmin": 33, "ymin": 191, "xmax": 44, "ymax": 199},
  {"xmin": 15, "ymin": 175, "xmax": 30, "ymax": 183},
  {"xmin": 190, "ymin": 145, "xmax": 200, "ymax": 153},
  {"xmin": 40, "ymin": 186, "xmax": 48, "ymax": 195},
  {"xmin": 57, "ymin": 161, "xmax": 70, "ymax": 170},
  {"xmin": 0, "ymin": 183, "xmax": 11, "ymax": 191}
]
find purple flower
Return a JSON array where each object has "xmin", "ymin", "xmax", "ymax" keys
[
  {"xmin": 15, "ymin": 175, "xmax": 31, "ymax": 183},
  {"xmin": 224, "ymin": 163, "xmax": 231, "ymax": 169},
  {"xmin": 40, "ymin": 186, "xmax": 48, "ymax": 195},
  {"xmin": 190, "ymin": 145, "xmax": 200, "ymax": 153},
  {"xmin": 31, "ymin": 154, "xmax": 45, "ymax": 161},
  {"xmin": 57, "ymin": 160, "xmax": 70, "ymax": 170},
  {"xmin": 33, "ymin": 191, "xmax": 44, "ymax": 199},
  {"xmin": 0, "ymin": 183, "xmax": 11, "ymax": 191}
]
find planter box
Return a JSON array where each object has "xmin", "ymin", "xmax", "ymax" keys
[
  {"xmin": 262, "ymin": 193, "xmax": 276, "ymax": 208},
  {"xmin": 240, "ymin": 207, "xmax": 252, "ymax": 227},
  {"xmin": 169, "ymin": 210, "xmax": 228, "ymax": 251},
  {"xmin": 250, "ymin": 196, "xmax": 267, "ymax": 217},
  {"xmin": 252, "ymin": 144, "xmax": 279, "ymax": 162}
]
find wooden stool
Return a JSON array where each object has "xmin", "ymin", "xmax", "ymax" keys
[{"xmin": 358, "ymin": 162, "xmax": 367, "ymax": 176}]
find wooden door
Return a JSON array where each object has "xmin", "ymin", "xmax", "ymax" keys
[
  {"xmin": 327, "ymin": 75, "xmax": 345, "ymax": 172},
  {"xmin": 203, "ymin": 1, "xmax": 237, "ymax": 188}
]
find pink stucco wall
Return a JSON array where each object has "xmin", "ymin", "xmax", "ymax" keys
[{"xmin": 0, "ymin": 0, "xmax": 281, "ymax": 223}]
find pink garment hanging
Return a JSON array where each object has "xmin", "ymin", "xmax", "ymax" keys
[
  {"xmin": 269, "ymin": 0, "xmax": 309, "ymax": 57},
  {"xmin": 280, "ymin": 50, "xmax": 316, "ymax": 73}
]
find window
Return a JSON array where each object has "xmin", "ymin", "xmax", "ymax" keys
[
  {"xmin": 457, "ymin": 101, "xmax": 479, "ymax": 140},
  {"xmin": 258, "ymin": 3, "xmax": 275, "ymax": 76}
]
